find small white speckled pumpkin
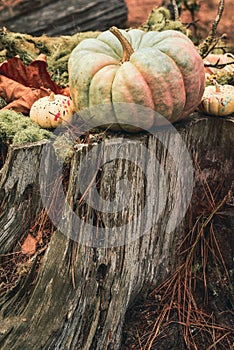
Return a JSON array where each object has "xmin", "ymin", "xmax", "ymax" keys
[
  {"xmin": 30, "ymin": 92, "xmax": 73, "ymax": 129},
  {"xmin": 199, "ymin": 82, "xmax": 234, "ymax": 117}
]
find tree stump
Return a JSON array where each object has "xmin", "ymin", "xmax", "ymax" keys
[
  {"xmin": 0, "ymin": 0, "xmax": 128, "ymax": 36},
  {"xmin": 0, "ymin": 113, "xmax": 233, "ymax": 349}
]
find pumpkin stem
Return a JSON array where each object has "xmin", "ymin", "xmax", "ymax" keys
[
  {"xmin": 215, "ymin": 84, "xmax": 221, "ymax": 93},
  {"xmin": 109, "ymin": 26, "xmax": 134, "ymax": 63},
  {"xmin": 49, "ymin": 92, "xmax": 55, "ymax": 101},
  {"xmin": 212, "ymin": 80, "xmax": 221, "ymax": 93}
]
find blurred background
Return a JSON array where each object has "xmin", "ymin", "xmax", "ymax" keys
[
  {"xmin": 126, "ymin": 0, "xmax": 233, "ymax": 47},
  {"xmin": 0, "ymin": 0, "xmax": 233, "ymax": 48}
]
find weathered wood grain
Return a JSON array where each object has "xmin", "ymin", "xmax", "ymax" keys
[
  {"xmin": 0, "ymin": 140, "xmax": 47, "ymax": 254},
  {"xmin": 0, "ymin": 114, "xmax": 233, "ymax": 349},
  {"xmin": 0, "ymin": 0, "xmax": 128, "ymax": 36}
]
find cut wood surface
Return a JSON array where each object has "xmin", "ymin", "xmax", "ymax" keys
[{"xmin": 0, "ymin": 113, "xmax": 233, "ymax": 349}]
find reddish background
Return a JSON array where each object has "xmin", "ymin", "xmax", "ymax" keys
[{"xmin": 125, "ymin": 0, "xmax": 233, "ymax": 49}]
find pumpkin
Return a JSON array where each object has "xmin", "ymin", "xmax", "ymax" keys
[
  {"xmin": 68, "ymin": 26, "xmax": 205, "ymax": 132},
  {"xmin": 199, "ymin": 82, "xmax": 234, "ymax": 116},
  {"xmin": 30, "ymin": 92, "xmax": 73, "ymax": 129}
]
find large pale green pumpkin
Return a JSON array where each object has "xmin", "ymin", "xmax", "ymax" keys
[{"xmin": 68, "ymin": 27, "xmax": 205, "ymax": 132}]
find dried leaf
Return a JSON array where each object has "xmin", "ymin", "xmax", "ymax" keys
[
  {"xmin": 0, "ymin": 75, "xmax": 51, "ymax": 113},
  {"xmin": 0, "ymin": 54, "xmax": 63, "ymax": 93},
  {"xmin": 21, "ymin": 234, "xmax": 37, "ymax": 255},
  {"xmin": 0, "ymin": 54, "xmax": 68, "ymax": 114}
]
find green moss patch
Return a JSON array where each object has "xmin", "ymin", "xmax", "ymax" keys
[
  {"xmin": 211, "ymin": 72, "xmax": 234, "ymax": 86},
  {"xmin": 0, "ymin": 110, "xmax": 52, "ymax": 145},
  {"xmin": 0, "ymin": 29, "xmax": 100, "ymax": 88},
  {"xmin": 0, "ymin": 97, "xmax": 7, "ymax": 109},
  {"xmin": 140, "ymin": 7, "xmax": 188, "ymax": 35}
]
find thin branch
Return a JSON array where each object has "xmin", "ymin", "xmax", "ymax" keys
[
  {"xmin": 184, "ymin": 19, "xmax": 200, "ymax": 29},
  {"xmin": 204, "ymin": 34, "xmax": 227, "ymax": 58},
  {"xmin": 170, "ymin": 0, "xmax": 179, "ymax": 20},
  {"xmin": 198, "ymin": 0, "xmax": 225, "ymax": 58},
  {"xmin": 204, "ymin": 60, "xmax": 234, "ymax": 69},
  {"xmin": 210, "ymin": 0, "xmax": 225, "ymax": 39}
]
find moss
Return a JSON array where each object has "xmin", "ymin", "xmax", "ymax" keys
[
  {"xmin": 53, "ymin": 131, "xmax": 75, "ymax": 164},
  {"xmin": 0, "ymin": 110, "xmax": 76, "ymax": 162},
  {"xmin": 0, "ymin": 110, "xmax": 52, "ymax": 145},
  {"xmin": 216, "ymin": 72, "xmax": 234, "ymax": 86},
  {"xmin": 0, "ymin": 29, "xmax": 38, "ymax": 64},
  {"xmin": 46, "ymin": 32, "xmax": 100, "ymax": 87},
  {"xmin": 140, "ymin": 7, "xmax": 189, "ymax": 36},
  {"xmin": 206, "ymin": 72, "xmax": 234, "ymax": 86},
  {"xmin": 0, "ymin": 97, "xmax": 7, "ymax": 109},
  {"xmin": 0, "ymin": 28, "xmax": 100, "ymax": 87}
]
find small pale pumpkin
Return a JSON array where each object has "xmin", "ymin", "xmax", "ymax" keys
[
  {"xmin": 68, "ymin": 26, "xmax": 205, "ymax": 132},
  {"xmin": 30, "ymin": 92, "xmax": 73, "ymax": 129},
  {"xmin": 199, "ymin": 82, "xmax": 234, "ymax": 116}
]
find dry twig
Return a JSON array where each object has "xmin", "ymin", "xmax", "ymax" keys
[
  {"xmin": 198, "ymin": 0, "xmax": 225, "ymax": 58},
  {"xmin": 170, "ymin": 0, "xmax": 179, "ymax": 20}
]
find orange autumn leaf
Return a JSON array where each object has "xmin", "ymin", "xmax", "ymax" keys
[
  {"xmin": 21, "ymin": 234, "xmax": 37, "ymax": 255},
  {"xmin": 0, "ymin": 54, "xmax": 68, "ymax": 114},
  {"xmin": 0, "ymin": 75, "xmax": 51, "ymax": 114}
]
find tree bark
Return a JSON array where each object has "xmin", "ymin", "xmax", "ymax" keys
[
  {"xmin": 0, "ymin": 141, "xmax": 47, "ymax": 254},
  {"xmin": 0, "ymin": 113, "xmax": 233, "ymax": 349},
  {"xmin": 0, "ymin": 0, "xmax": 128, "ymax": 36}
]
